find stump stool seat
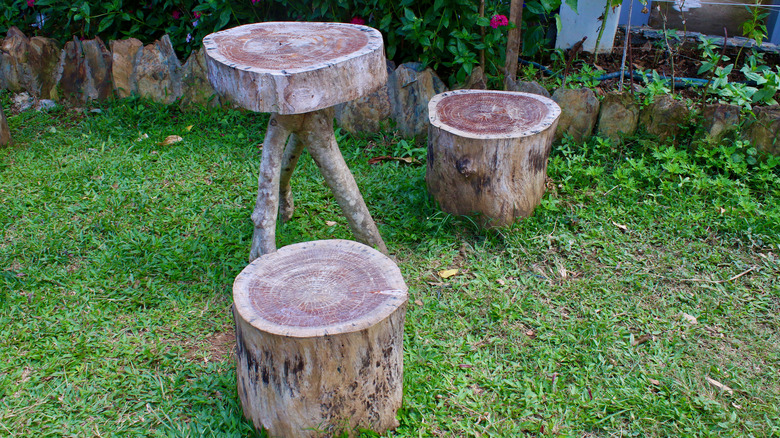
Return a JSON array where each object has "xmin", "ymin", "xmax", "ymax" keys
[
  {"xmin": 426, "ymin": 90, "xmax": 561, "ymax": 227},
  {"xmin": 204, "ymin": 22, "xmax": 389, "ymax": 261},
  {"xmin": 233, "ymin": 239, "xmax": 408, "ymax": 437}
]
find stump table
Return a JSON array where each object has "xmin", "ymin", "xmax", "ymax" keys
[
  {"xmin": 426, "ymin": 90, "xmax": 561, "ymax": 227},
  {"xmin": 204, "ymin": 22, "xmax": 389, "ymax": 261},
  {"xmin": 233, "ymin": 239, "xmax": 408, "ymax": 437}
]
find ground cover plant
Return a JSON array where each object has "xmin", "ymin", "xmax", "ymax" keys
[{"xmin": 1, "ymin": 93, "xmax": 779, "ymax": 437}]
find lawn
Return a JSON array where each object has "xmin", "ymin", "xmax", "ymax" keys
[{"xmin": 1, "ymin": 95, "xmax": 779, "ymax": 437}]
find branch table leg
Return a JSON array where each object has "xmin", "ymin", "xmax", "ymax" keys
[
  {"xmin": 249, "ymin": 114, "xmax": 297, "ymax": 261},
  {"xmin": 302, "ymin": 110, "xmax": 388, "ymax": 255},
  {"xmin": 278, "ymin": 133, "xmax": 306, "ymax": 223}
]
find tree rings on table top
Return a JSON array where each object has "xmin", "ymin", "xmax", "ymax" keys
[
  {"xmin": 233, "ymin": 239, "xmax": 407, "ymax": 338},
  {"xmin": 204, "ymin": 22, "xmax": 387, "ymax": 114},
  {"xmin": 428, "ymin": 90, "xmax": 561, "ymax": 139}
]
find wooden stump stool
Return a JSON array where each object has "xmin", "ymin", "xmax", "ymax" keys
[
  {"xmin": 426, "ymin": 90, "xmax": 561, "ymax": 227},
  {"xmin": 232, "ymin": 239, "xmax": 408, "ymax": 437},
  {"xmin": 204, "ymin": 22, "xmax": 389, "ymax": 261}
]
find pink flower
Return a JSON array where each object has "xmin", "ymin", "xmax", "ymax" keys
[
  {"xmin": 172, "ymin": 10, "xmax": 182, "ymax": 19},
  {"xmin": 350, "ymin": 17, "xmax": 365, "ymax": 25},
  {"xmin": 251, "ymin": 0, "xmax": 261, "ymax": 4},
  {"xmin": 27, "ymin": 0, "xmax": 34, "ymax": 7},
  {"xmin": 490, "ymin": 14, "xmax": 508, "ymax": 29},
  {"xmin": 193, "ymin": 11, "xmax": 201, "ymax": 19}
]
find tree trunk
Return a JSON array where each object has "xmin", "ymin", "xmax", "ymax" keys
[
  {"xmin": 503, "ymin": 0, "xmax": 525, "ymax": 90},
  {"xmin": 233, "ymin": 239, "xmax": 407, "ymax": 438},
  {"xmin": 426, "ymin": 90, "xmax": 560, "ymax": 227},
  {"xmin": 0, "ymin": 104, "xmax": 10, "ymax": 147}
]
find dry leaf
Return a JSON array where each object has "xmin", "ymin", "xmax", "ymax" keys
[
  {"xmin": 325, "ymin": 221, "xmax": 337, "ymax": 227},
  {"xmin": 426, "ymin": 281, "xmax": 444, "ymax": 286},
  {"xmin": 732, "ymin": 402, "xmax": 742, "ymax": 409},
  {"xmin": 612, "ymin": 221, "xmax": 628, "ymax": 232},
  {"xmin": 632, "ymin": 334, "xmax": 652, "ymax": 346},
  {"xmin": 458, "ymin": 364, "xmax": 473, "ymax": 369},
  {"xmin": 414, "ymin": 299, "xmax": 423, "ymax": 306},
  {"xmin": 681, "ymin": 313, "xmax": 698, "ymax": 324},
  {"xmin": 136, "ymin": 133, "xmax": 149, "ymax": 142},
  {"xmin": 525, "ymin": 329, "xmax": 536, "ymax": 338},
  {"xmin": 496, "ymin": 279, "xmax": 506, "ymax": 286},
  {"xmin": 649, "ymin": 378, "xmax": 661, "ymax": 386},
  {"xmin": 158, "ymin": 135, "xmax": 183, "ymax": 146},
  {"xmin": 719, "ymin": 207, "xmax": 726, "ymax": 215},
  {"xmin": 705, "ymin": 376, "xmax": 734, "ymax": 395},
  {"xmin": 438, "ymin": 269, "xmax": 458, "ymax": 279},
  {"xmin": 185, "ymin": 125, "xmax": 193, "ymax": 132}
]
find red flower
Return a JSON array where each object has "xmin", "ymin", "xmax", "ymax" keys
[
  {"xmin": 350, "ymin": 17, "xmax": 365, "ymax": 25},
  {"xmin": 172, "ymin": 10, "xmax": 182, "ymax": 19},
  {"xmin": 27, "ymin": 0, "xmax": 34, "ymax": 7},
  {"xmin": 193, "ymin": 11, "xmax": 201, "ymax": 19},
  {"xmin": 490, "ymin": 14, "xmax": 508, "ymax": 29},
  {"xmin": 251, "ymin": 0, "xmax": 261, "ymax": 4}
]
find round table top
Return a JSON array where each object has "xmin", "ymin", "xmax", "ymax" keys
[
  {"xmin": 428, "ymin": 90, "xmax": 561, "ymax": 139},
  {"xmin": 204, "ymin": 21, "xmax": 382, "ymax": 75},
  {"xmin": 203, "ymin": 22, "xmax": 387, "ymax": 114},
  {"xmin": 233, "ymin": 240, "xmax": 407, "ymax": 338}
]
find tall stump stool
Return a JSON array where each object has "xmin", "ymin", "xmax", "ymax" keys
[
  {"xmin": 233, "ymin": 239, "xmax": 408, "ymax": 437},
  {"xmin": 426, "ymin": 90, "xmax": 561, "ymax": 227},
  {"xmin": 204, "ymin": 22, "xmax": 389, "ymax": 261}
]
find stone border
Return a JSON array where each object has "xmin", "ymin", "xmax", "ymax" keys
[{"xmin": 1, "ymin": 26, "xmax": 778, "ymax": 155}]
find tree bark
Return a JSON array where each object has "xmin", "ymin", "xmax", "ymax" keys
[
  {"xmin": 0, "ymin": 104, "xmax": 10, "ymax": 147},
  {"xmin": 426, "ymin": 90, "xmax": 560, "ymax": 227},
  {"xmin": 233, "ymin": 239, "xmax": 407, "ymax": 438},
  {"xmin": 279, "ymin": 133, "xmax": 305, "ymax": 223},
  {"xmin": 503, "ymin": 0, "xmax": 525, "ymax": 90}
]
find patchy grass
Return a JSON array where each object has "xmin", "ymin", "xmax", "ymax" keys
[{"xmin": 1, "ymin": 93, "xmax": 779, "ymax": 437}]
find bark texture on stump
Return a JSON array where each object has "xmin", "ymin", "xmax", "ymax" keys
[
  {"xmin": 233, "ymin": 239, "xmax": 407, "ymax": 438},
  {"xmin": 204, "ymin": 22, "xmax": 387, "ymax": 114},
  {"xmin": 426, "ymin": 90, "xmax": 561, "ymax": 227}
]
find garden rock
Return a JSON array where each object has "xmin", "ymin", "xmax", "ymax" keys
[
  {"xmin": 0, "ymin": 27, "xmax": 33, "ymax": 93},
  {"xmin": 701, "ymin": 104, "xmax": 740, "ymax": 143},
  {"xmin": 639, "ymin": 95, "xmax": 690, "ymax": 141},
  {"xmin": 58, "ymin": 37, "xmax": 113, "ymax": 103},
  {"xmin": 179, "ymin": 47, "xmax": 219, "ymax": 107},
  {"xmin": 508, "ymin": 80, "xmax": 550, "ymax": 98},
  {"xmin": 746, "ymin": 105, "xmax": 780, "ymax": 156},
  {"xmin": 136, "ymin": 35, "xmax": 183, "ymax": 104},
  {"xmin": 110, "ymin": 38, "xmax": 143, "ymax": 98},
  {"xmin": 551, "ymin": 87, "xmax": 599, "ymax": 142},
  {"xmin": 597, "ymin": 93, "xmax": 639, "ymax": 140},
  {"xmin": 334, "ymin": 61, "xmax": 394, "ymax": 134},
  {"xmin": 35, "ymin": 99, "xmax": 57, "ymax": 111},
  {"xmin": 12, "ymin": 92, "xmax": 34, "ymax": 112},
  {"xmin": 387, "ymin": 62, "xmax": 447, "ymax": 138},
  {"xmin": 0, "ymin": 104, "xmax": 9, "ymax": 147},
  {"xmin": 27, "ymin": 37, "xmax": 61, "ymax": 100},
  {"xmin": 463, "ymin": 66, "xmax": 487, "ymax": 89}
]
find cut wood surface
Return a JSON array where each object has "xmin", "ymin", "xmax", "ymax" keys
[
  {"xmin": 426, "ymin": 90, "xmax": 561, "ymax": 227},
  {"xmin": 233, "ymin": 239, "xmax": 407, "ymax": 437},
  {"xmin": 204, "ymin": 22, "xmax": 387, "ymax": 114}
]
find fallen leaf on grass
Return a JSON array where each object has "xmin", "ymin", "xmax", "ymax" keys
[
  {"xmin": 325, "ymin": 221, "xmax": 337, "ymax": 227},
  {"xmin": 458, "ymin": 364, "xmax": 473, "ymax": 369},
  {"xmin": 496, "ymin": 279, "xmax": 506, "ymax": 286},
  {"xmin": 414, "ymin": 299, "xmax": 423, "ymax": 306},
  {"xmin": 632, "ymin": 334, "xmax": 652, "ymax": 346},
  {"xmin": 438, "ymin": 269, "xmax": 458, "ymax": 279},
  {"xmin": 705, "ymin": 376, "xmax": 734, "ymax": 395},
  {"xmin": 681, "ymin": 313, "xmax": 698, "ymax": 324},
  {"xmin": 611, "ymin": 221, "xmax": 628, "ymax": 232},
  {"xmin": 525, "ymin": 329, "xmax": 536, "ymax": 339},
  {"xmin": 368, "ymin": 156, "xmax": 418, "ymax": 165},
  {"xmin": 158, "ymin": 135, "xmax": 183, "ymax": 146},
  {"xmin": 649, "ymin": 378, "xmax": 661, "ymax": 386},
  {"xmin": 185, "ymin": 125, "xmax": 193, "ymax": 132}
]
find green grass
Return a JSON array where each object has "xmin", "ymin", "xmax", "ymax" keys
[{"xmin": 1, "ymin": 94, "xmax": 779, "ymax": 437}]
